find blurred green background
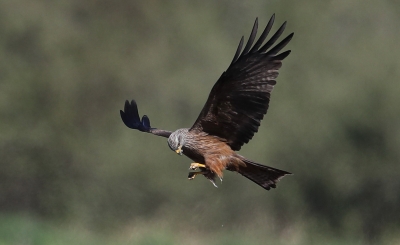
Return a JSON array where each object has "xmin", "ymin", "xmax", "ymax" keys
[{"xmin": 1, "ymin": 0, "xmax": 399, "ymax": 244}]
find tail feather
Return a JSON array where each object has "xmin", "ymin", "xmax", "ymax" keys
[{"xmin": 237, "ymin": 159, "xmax": 291, "ymax": 190}]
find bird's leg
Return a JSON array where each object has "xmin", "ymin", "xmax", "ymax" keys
[
  {"xmin": 188, "ymin": 171, "xmax": 208, "ymax": 180},
  {"xmin": 188, "ymin": 169, "xmax": 219, "ymax": 188},
  {"xmin": 188, "ymin": 171, "xmax": 218, "ymax": 188},
  {"xmin": 189, "ymin": 162, "xmax": 206, "ymax": 170}
]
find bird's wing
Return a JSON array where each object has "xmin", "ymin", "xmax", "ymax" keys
[
  {"xmin": 189, "ymin": 15, "xmax": 293, "ymax": 151},
  {"xmin": 120, "ymin": 100, "xmax": 172, "ymax": 138}
]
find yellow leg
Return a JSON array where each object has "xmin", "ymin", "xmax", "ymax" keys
[
  {"xmin": 188, "ymin": 171, "xmax": 208, "ymax": 180},
  {"xmin": 189, "ymin": 162, "xmax": 206, "ymax": 170}
]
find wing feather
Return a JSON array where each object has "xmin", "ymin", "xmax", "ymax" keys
[
  {"xmin": 259, "ymin": 22, "xmax": 287, "ymax": 53},
  {"xmin": 230, "ymin": 36, "xmax": 244, "ymax": 66},
  {"xmin": 189, "ymin": 16, "xmax": 293, "ymax": 151},
  {"xmin": 250, "ymin": 14, "xmax": 275, "ymax": 53},
  {"xmin": 241, "ymin": 18, "xmax": 258, "ymax": 56}
]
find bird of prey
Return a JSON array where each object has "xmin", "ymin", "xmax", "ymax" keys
[{"xmin": 120, "ymin": 15, "xmax": 293, "ymax": 190}]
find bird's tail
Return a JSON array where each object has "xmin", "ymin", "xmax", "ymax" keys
[{"xmin": 237, "ymin": 159, "xmax": 291, "ymax": 190}]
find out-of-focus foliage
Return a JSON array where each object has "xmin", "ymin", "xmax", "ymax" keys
[{"xmin": 1, "ymin": 0, "xmax": 399, "ymax": 244}]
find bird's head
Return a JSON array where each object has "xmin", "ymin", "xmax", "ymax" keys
[{"xmin": 167, "ymin": 128, "xmax": 189, "ymax": 156}]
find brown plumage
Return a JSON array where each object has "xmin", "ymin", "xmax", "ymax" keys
[{"xmin": 120, "ymin": 15, "xmax": 293, "ymax": 190}]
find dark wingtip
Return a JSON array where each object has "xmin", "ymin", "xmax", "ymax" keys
[
  {"xmin": 230, "ymin": 14, "xmax": 292, "ymax": 67},
  {"xmin": 120, "ymin": 109, "xmax": 132, "ymax": 129},
  {"xmin": 259, "ymin": 20, "xmax": 288, "ymax": 53},
  {"xmin": 120, "ymin": 99, "xmax": 150, "ymax": 132},
  {"xmin": 241, "ymin": 18, "xmax": 259, "ymax": 56},
  {"xmin": 141, "ymin": 115, "xmax": 151, "ymax": 128},
  {"xmin": 274, "ymin": 50, "xmax": 291, "ymax": 60},
  {"xmin": 230, "ymin": 36, "xmax": 244, "ymax": 66}
]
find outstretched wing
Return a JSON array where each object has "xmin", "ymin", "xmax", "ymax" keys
[
  {"xmin": 190, "ymin": 15, "xmax": 293, "ymax": 151},
  {"xmin": 120, "ymin": 100, "xmax": 172, "ymax": 138}
]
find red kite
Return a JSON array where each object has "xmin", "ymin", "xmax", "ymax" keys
[{"xmin": 121, "ymin": 15, "xmax": 293, "ymax": 190}]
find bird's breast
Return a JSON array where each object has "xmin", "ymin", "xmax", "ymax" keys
[{"xmin": 183, "ymin": 133, "xmax": 236, "ymax": 164}]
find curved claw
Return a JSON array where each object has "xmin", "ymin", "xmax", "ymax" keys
[
  {"xmin": 188, "ymin": 172, "xmax": 197, "ymax": 180},
  {"xmin": 188, "ymin": 171, "xmax": 207, "ymax": 180},
  {"xmin": 188, "ymin": 172, "xmax": 218, "ymax": 188},
  {"xmin": 189, "ymin": 163, "xmax": 206, "ymax": 171}
]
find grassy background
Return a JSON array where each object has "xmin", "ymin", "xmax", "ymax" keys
[{"xmin": 1, "ymin": 0, "xmax": 400, "ymax": 244}]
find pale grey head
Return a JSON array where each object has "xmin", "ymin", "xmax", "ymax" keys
[{"xmin": 167, "ymin": 128, "xmax": 190, "ymax": 155}]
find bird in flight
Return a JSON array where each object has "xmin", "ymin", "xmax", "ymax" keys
[{"xmin": 120, "ymin": 15, "xmax": 293, "ymax": 190}]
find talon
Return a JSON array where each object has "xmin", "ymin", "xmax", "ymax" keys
[
  {"xmin": 188, "ymin": 172, "xmax": 196, "ymax": 180},
  {"xmin": 189, "ymin": 163, "xmax": 206, "ymax": 171},
  {"xmin": 188, "ymin": 171, "xmax": 207, "ymax": 180}
]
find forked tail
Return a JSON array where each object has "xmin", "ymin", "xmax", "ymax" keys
[{"xmin": 237, "ymin": 159, "xmax": 291, "ymax": 190}]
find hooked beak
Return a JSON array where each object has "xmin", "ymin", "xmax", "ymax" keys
[{"xmin": 175, "ymin": 146, "xmax": 183, "ymax": 156}]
